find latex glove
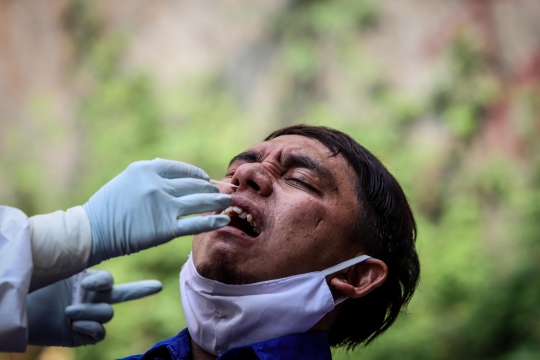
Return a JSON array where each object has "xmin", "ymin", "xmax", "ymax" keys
[
  {"xmin": 27, "ymin": 270, "xmax": 162, "ymax": 347},
  {"xmin": 84, "ymin": 158, "xmax": 231, "ymax": 266}
]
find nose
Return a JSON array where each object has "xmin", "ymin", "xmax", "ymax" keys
[{"xmin": 231, "ymin": 163, "xmax": 273, "ymax": 196}]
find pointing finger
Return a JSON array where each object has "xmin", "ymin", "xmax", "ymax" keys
[{"xmin": 88, "ymin": 280, "xmax": 163, "ymax": 304}]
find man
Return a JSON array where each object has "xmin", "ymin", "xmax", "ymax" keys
[{"xmin": 124, "ymin": 125, "xmax": 420, "ymax": 359}]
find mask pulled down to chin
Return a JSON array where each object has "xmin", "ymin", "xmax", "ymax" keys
[{"xmin": 179, "ymin": 252, "xmax": 371, "ymax": 356}]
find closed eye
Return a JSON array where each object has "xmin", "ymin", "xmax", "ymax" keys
[{"xmin": 286, "ymin": 178, "xmax": 317, "ymax": 193}]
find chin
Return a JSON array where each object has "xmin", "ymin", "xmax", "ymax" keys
[{"xmin": 195, "ymin": 257, "xmax": 256, "ymax": 285}]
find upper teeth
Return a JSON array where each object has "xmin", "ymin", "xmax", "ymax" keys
[{"xmin": 221, "ymin": 206, "xmax": 259, "ymax": 234}]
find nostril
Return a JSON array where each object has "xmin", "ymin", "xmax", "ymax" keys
[{"xmin": 247, "ymin": 180, "xmax": 260, "ymax": 191}]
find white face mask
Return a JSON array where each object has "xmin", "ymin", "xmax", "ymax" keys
[{"xmin": 179, "ymin": 252, "xmax": 371, "ymax": 356}]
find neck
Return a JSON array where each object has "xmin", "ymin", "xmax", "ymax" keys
[{"xmin": 191, "ymin": 339, "xmax": 217, "ymax": 360}]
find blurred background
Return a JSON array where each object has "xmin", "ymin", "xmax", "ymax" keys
[{"xmin": 1, "ymin": 0, "xmax": 540, "ymax": 359}]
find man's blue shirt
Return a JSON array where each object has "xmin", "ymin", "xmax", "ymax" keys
[{"xmin": 120, "ymin": 328, "xmax": 332, "ymax": 360}]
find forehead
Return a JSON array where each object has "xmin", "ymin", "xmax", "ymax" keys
[{"xmin": 250, "ymin": 135, "xmax": 335, "ymax": 160}]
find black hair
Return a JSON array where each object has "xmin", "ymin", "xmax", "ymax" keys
[{"xmin": 265, "ymin": 125, "xmax": 420, "ymax": 350}]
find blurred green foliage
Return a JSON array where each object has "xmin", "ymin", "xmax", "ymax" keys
[{"xmin": 1, "ymin": 0, "xmax": 540, "ymax": 359}]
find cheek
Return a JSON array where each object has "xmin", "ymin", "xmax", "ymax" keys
[{"xmin": 272, "ymin": 198, "xmax": 328, "ymax": 246}]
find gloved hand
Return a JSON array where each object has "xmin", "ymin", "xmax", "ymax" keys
[
  {"xmin": 27, "ymin": 270, "xmax": 162, "ymax": 347},
  {"xmin": 84, "ymin": 158, "xmax": 231, "ymax": 266}
]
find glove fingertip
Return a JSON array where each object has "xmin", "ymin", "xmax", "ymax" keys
[
  {"xmin": 176, "ymin": 214, "xmax": 230, "ymax": 236},
  {"xmin": 209, "ymin": 214, "xmax": 232, "ymax": 227},
  {"xmin": 107, "ymin": 280, "xmax": 163, "ymax": 304},
  {"xmin": 206, "ymin": 194, "xmax": 232, "ymax": 210},
  {"xmin": 216, "ymin": 194, "xmax": 233, "ymax": 204},
  {"xmin": 145, "ymin": 280, "xmax": 163, "ymax": 295}
]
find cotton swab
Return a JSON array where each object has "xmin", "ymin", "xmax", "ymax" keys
[{"xmin": 210, "ymin": 179, "xmax": 239, "ymax": 188}]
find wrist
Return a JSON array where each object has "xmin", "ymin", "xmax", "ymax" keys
[
  {"xmin": 28, "ymin": 206, "xmax": 92, "ymax": 291},
  {"xmin": 82, "ymin": 203, "xmax": 109, "ymax": 267}
]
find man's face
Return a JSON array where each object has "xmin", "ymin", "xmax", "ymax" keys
[{"xmin": 192, "ymin": 135, "xmax": 362, "ymax": 284}]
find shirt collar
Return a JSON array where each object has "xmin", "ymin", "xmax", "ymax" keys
[
  {"xmin": 137, "ymin": 328, "xmax": 332, "ymax": 360},
  {"xmin": 248, "ymin": 331, "xmax": 332, "ymax": 360}
]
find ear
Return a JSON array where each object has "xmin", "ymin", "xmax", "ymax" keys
[{"xmin": 329, "ymin": 258, "xmax": 388, "ymax": 299}]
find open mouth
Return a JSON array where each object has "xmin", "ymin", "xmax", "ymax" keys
[{"xmin": 221, "ymin": 206, "xmax": 260, "ymax": 238}]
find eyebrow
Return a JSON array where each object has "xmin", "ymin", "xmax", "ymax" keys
[
  {"xmin": 280, "ymin": 153, "xmax": 335, "ymax": 185},
  {"xmin": 229, "ymin": 150, "xmax": 263, "ymax": 167},
  {"xmin": 229, "ymin": 150, "xmax": 336, "ymax": 189}
]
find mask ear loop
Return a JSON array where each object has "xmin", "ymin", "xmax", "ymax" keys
[{"xmin": 321, "ymin": 255, "xmax": 372, "ymax": 305}]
